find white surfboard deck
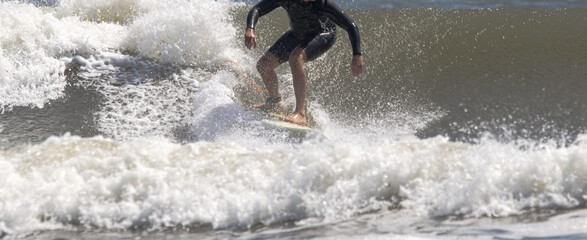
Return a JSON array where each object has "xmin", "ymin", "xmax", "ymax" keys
[{"xmin": 261, "ymin": 119, "xmax": 312, "ymax": 133}]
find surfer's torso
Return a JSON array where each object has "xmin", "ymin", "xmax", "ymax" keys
[
  {"xmin": 282, "ymin": 0, "xmax": 336, "ymax": 39},
  {"xmin": 247, "ymin": 0, "xmax": 361, "ymax": 55}
]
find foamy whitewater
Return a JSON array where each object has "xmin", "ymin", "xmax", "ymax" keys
[{"xmin": 1, "ymin": 0, "xmax": 587, "ymax": 239}]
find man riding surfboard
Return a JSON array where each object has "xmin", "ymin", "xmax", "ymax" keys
[{"xmin": 245, "ymin": 0, "xmax": 363, "ymax": 126}]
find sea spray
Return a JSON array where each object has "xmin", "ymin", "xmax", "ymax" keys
[
  {"xmin": 2, "ymin": 134, "xmax": 587, "ymax": 235},
  {"xmin": 1, "ymin": 1, "xmax": 586, "ymax": 239}
]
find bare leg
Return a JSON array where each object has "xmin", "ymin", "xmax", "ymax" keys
[
  {"xmin": 251, "ymin": 52, "xmax": 281, "ymax": 111},
  {"xmin": 280, "ymin": 47, "xmax": 307, "ymax": 126}
]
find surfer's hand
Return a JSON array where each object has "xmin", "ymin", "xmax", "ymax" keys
[
  {"xmin": 351, "ymin": 55, "xmax": 363, "ymax": 77},
  {"xmin": 245, "ymin": 28, "xmax": 257, "ymax": 49}
]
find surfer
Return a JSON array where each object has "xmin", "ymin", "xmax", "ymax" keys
[{"xmin": 245, "ymin": 0, "xmax": 363, "ymax": 126}]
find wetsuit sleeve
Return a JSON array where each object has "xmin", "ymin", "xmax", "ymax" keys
[
  {"xmin": 246, "ymin": 0, "xmax": 282, "ymax": 30},
  {"xmin": 322, "ymin": 0, "xmax": 362, "ymax": 56}
]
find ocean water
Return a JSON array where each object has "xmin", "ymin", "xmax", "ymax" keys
[{"xmin": 1, "ymin": 0, "xmax": 587, "ymax": 239}]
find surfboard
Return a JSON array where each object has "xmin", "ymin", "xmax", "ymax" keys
[
  {"xmin": 261, "ymin": 119, "xmax": 313, "ymax": 133},
  {"xmin": 250, "ymin": 109, "xmax": 326, "ymax": 137}
]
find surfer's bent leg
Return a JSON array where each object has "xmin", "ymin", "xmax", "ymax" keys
[
  {"xmin": 286, "ymin": 47, "xmax": 308, "ymax": 126},
  {"xmin": 252, "ymin": 31, "xmax": 300, "ymax": 110},
  {"xmin": 256, "ymin": 52, "xmax": 280, "ymax": 99},
  {"xmin": 278, "ymin": 31, "xmax": 336, "ymax": 126}
]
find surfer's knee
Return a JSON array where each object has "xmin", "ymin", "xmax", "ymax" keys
[
  {"xmin": 257, "ymin": 53, "xmax": 278, "ymax": 73},
  {"xmin": 256, "ymin": 58, "xmax": 267, "ymax": 73},
  {"xmin": 288, "ymin": 48, "xmax": 305, "ymax": 66}
]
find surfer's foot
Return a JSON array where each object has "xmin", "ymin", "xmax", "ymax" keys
[
  {"xmin": 250, "ymin": 96, "xmax": 282, "ymax": 112},
  {"xmin": 279, "ymin": 112, "xmax": 306, "ymax": 126}
]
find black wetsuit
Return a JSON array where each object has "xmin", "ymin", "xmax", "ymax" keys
[{"xmin": 247, "ymin": 0, "xmax": 361, "ymax": 64}]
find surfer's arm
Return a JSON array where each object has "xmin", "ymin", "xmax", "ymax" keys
[
  {"xmin": 245, "ymin": 0, "xmax": 280, "ymax": 49},
  {"xmin": 322, "ymin": 0, "xmax": 362, "ymax": 56},
  {"xmin": 246, "ymin": 0, "xmax": 281, "ymax": 30},
  {"xmin": 322, "ymin": 0, "xmax": 363, "ymax": 76}
]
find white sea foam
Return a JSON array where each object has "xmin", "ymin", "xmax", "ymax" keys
[
  {"xmin": 3, "ymin": 1, "xmax": 586, "ymax": 238},
  {"xmin": 0, "ymin": 2, "xmax": 126, "ymax": 110},
  {"xmin": 1, "ymin": 133, "xmax": 586, "ymax": 236},
  {"xmin": 0, "ymin": 0, "xmax": 244, "ymax": 110},
  {"xmin": 125, "ymin": 0, "xmax": 244, "ymax": 66}
]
